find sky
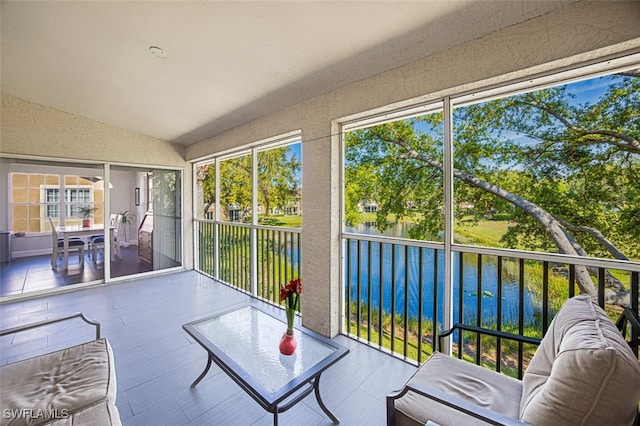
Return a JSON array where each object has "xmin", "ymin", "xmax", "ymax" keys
[{"xmin": 286, "ymin": 142, "xmax": 302, "ymax": 184}]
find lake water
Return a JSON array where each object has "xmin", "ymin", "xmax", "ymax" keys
[{"xmin": 346, "ymin": 222, "xmax": 540, "ymax": 326}]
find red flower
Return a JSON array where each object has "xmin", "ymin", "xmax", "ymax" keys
[
  {"xmin": 280, "ymin": 278, "xmax": 302, "ymax": 311},
  {"xmin": 280, "ymin": 286, "xmax": 292, "ymax": 301},
  {"xmin": 285, "ymin": 278, "xmax": 302, "ymax": 294}
]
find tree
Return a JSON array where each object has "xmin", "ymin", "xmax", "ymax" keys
[
  {"xmin": 220, "ymin": 156, "xmax": 252, "ymax": 221},
  {"xmin": 345, "ymin": 73, "xmax": 639, "ymax": 307},
  {"xmin": 196, "ymin": 162, "xmax": 216, "ymax": 218},
  {"xmin": 257, "ymin": 147, "xmax": 300, "ymax": 217},
  {"xmin": 196, "ymin": 146, "xmax": 301, "ymax": 221}
]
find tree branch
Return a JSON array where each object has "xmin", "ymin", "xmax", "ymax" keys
[
  {"xmin": 389, "ymin": 135, "xmax": 635, "ymax": 306},
  {"xmin": 556, "ymin": 217, "xmax": 629, "ymax": 261},
  {"xmin": 519, "ymin": 99, "xmax": 640, "ymax": 154}
]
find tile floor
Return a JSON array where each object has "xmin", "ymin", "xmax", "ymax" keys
[
  {"xmin": 0, "ymin": 246, "xmax": 153, "ymax": 297},
  {"xmin": 0, "ymin": 271, "xmax": 417, "ymax": 425}
]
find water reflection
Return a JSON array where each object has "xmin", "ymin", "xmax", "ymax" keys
[{"xmin": 346, "ymin": 222, "xmax": 540, "ymax": 327}]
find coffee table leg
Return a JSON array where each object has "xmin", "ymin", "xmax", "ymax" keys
[
  {"xmin": 191, "ymin": 353, "xmax": 213, "ymax": 388},
  {"xmin": 314, "ymin": 374, "xmax": 339, "ymax": 424}
]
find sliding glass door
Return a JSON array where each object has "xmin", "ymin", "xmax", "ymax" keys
[
  {"xmin": 151, "ymin": 169, "xmax": 182, "ymax": 270},
  {"xmin": 110, "ymin": 166, "xmax": 182, "ymax": 278}
]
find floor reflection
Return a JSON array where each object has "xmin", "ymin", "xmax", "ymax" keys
[{"xmin": 0, "ymin": 246, "xmax": 152, "ymax": 296}]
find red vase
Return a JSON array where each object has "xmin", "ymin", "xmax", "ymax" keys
[{"xmin": 279, "ymin": 332, "xmax": 297, "ymax": 355}]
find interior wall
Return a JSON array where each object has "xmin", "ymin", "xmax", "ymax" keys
[
  {"xmin": 1, "ymin": 95, "xmax": 186, "ymax": 166},
  {"xmin": 110, "ymin": 170, "xmax": 135, "ymax": 218},
  {"xmin": 110, "ymin": 169, "xmax": 137, "ymax": 243},
  {"xmin": 0, "ymin": 95, "xmax": 193, "ymax": 270},
  {"xmin": 185, "ymin": 1, "xmax": 640, "ymax": 337}
]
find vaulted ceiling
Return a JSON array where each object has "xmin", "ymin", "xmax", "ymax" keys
[{"xmin": 1, "ymin": 1, "xmax": 572, "ymax": 146}]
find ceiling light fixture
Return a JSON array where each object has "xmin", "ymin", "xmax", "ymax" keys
[{"xmin": 149, "ymin": 46, "xmax": 167, "ymax": 58}]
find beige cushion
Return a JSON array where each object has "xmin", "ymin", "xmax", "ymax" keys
[
  {"xmin": 520, "ymin": 294, "xmax": 640, "ymax": 425},
  {"xmin": 0, "ymin": 338, "xmax": 119, "ymax": 426},
  {"xmin": 394, "ymin": 352, "xmax": 523, "ymax": 426}
]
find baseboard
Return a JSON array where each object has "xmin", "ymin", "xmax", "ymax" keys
[{"xmin": 12, "ymin": 249, "xmax": 51, "ymax": 259}]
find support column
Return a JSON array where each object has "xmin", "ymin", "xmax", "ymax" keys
[{"xmin": 300, "ymin": 124, "xmax": 341, "ymax": 337}]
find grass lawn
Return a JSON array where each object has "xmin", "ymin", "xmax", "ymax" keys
[
  {"xmin": 356, "ymin": 212, "xmax": 513, "ymax": 248},
  {"xmin": 454, "ymin": 218, "xmax": 512, "ymax": 247},
  {"xmin": 258, "ymin": 215, "xmax": 301, "ymax": 228}
]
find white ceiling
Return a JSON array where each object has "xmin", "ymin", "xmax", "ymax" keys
[{"xmin": 1, "ymin": 1, "xmax": 570, "ymax": 146}]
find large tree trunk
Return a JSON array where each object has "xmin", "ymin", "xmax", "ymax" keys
[{"xmin": 396, "ymin": 140, "xmax": 631, "ymax": 307}]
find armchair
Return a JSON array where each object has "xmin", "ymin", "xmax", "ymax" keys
[{"xmin": 387, "ymin": 295, "xmax": 640, "ymax": 425}]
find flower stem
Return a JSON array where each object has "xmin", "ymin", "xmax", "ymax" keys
[{"xmin": 286, "ymin": 307, "xmax": 296, "ymax": 333}]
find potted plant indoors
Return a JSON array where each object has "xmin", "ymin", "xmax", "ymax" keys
[
  {"xmin": 79, "ymin": 205, "xmax": 97, "ymax": 227},
  {"xmin": 118, "ymin": 210, "xmax": 135, "ymax": 247}
]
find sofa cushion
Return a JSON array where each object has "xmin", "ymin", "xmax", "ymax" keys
[
  {"xmin": 394, "ymin": 352, "xmax": 523, "ymax": 426},
  {"xmin": 0, "ymin": 338, "xmax": 118, "ymax": 426},
  {"xmin": 520, "ymin": 294, "xmax": 640, "ymax": 425}
]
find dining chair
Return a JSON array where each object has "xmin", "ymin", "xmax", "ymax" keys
[
  {"xmin": 87, "ymin": 227, "xmax": 106, "ymax": 261},
  {"xmin": 91, "ymin": 214, "xmax": 122, "ymax": 263},
  {"xmin": 89, "ymin": 234, "xmax": 105, "ymax": 263},
  {"xmin": 48, "ymin": 217, "xmax": 85, "ymax": 269},
  {"xmin": 110, "ymin": 213, "xmax": 122, "ymax": 260}
]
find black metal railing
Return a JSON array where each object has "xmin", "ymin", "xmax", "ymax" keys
[
  {"xmin": 195, "ymin": 221, "xmax": 639, "ymax": 375},
  {"xmin": 256, "ymin": 227, "xmax": 301, "ymax": 306},
  {"xmin": 344, "ymin": 236, "xmax": 444, "ymax": 364},
  {"xmin": 343, "ymin": 233, "xmax": 640, "ymax": 376},
  {"xmin": 195, "ymin": 219, "xmax": 301, "ymax": 308}
]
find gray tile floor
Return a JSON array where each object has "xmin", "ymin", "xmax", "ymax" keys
[
  {"xmin": 0, "ymin": 246, "xmax": 153, "ymax": 297},
  {"xmin": 0, "ymin": 271, "xmax": 417, "ymax": 425}
]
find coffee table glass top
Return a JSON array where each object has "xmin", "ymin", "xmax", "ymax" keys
[{"xmin": 192, "ymin": 306, "xmax": 338, "ymax": 393}]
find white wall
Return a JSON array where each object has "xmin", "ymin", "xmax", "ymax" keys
[
  {"xmin": 0, "ymin": 95, "xmax": 186, "ymax": 166},
  {"xmin": 0, "ymin": 96, "xmax": 193, "ymax": 269}
]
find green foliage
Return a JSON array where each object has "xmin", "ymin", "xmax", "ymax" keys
[
  {"xmin": 118, "ymin": 210, "xmax": 134, "ymax": 225},
  {"xmin": 197, "ymin": 146, "xmax": 301, "ymax": 222},
  {"xmin": 198, "ymin": 163, "xmax": 216, "ymax": 217},
  {"xmin": 344, "ymin": 73, "xmax": 640, "ymax": 260},
  {"xmin": 345, "ymin": 117, "xmax": 445, "ymax": 238},
  {"xmin": 258, "ymin": 147, "xmax": 301, "ymax": 217},
  {"xmin": 79, "ymin": 205, "xmax": 97, "ymax": 218},
  {"xmin": 220, "ymin": 155, "xmax": 252, "ymax": 220}
]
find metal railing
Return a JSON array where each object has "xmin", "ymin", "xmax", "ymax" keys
[
  {"xmin": 343, "ymin": 233, "xmax": 640, "ymax": 377},
  {"xmin": 195, "ymin": 219, "xmax": 301, "ymax": 307},
  {"xmin": 256, "ymin": 226, "xmax": 301, "ymax": 305},
  {"xmin": 195, "ymin": 220, "xmax": 639, "ymax": 376}
]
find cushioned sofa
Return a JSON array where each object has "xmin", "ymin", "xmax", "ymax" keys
[
  {"xmin": 387, "ymin": 295, "xmax": 640, "ymax": 425},
  {"xmin": 0, "ymin": 313, "xmax": 121, "ymax": 426}
]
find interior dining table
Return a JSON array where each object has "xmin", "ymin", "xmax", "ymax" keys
[{"xmin": 56, "ymin": 224, "xmax": 116, "ymax": 270}]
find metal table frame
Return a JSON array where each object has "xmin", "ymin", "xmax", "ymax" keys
[{"xmin": 183, "ymin": 304, "xmax": 349, "ymax": 425}]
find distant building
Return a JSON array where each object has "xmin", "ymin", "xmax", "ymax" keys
[
  {"xmin": 227, "ymin": 203, "xmax": 242, "ymax": 222},
  {"xmin": 359, "ymin": 201, "xmax": 378, "ymax": 213}
]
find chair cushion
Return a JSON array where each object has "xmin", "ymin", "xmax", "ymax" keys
[
  {"xmin": 394, "ymin": 352, "xmax": 523, "ymax": 425},
  {"xmin": 520, "ymin": 294, "xmax": 640, "ymax": 425},
  {"xmin": 0, "ymin": 338, "xmax": 118, "ymax": 426},
  {"xmin": 57, "ymin": 239, "xmax": 84, "ymax": 247}
]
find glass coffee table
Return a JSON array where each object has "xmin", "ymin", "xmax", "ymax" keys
[{"xmin": 183, "ymin": 304, "xmax": 349, "ymax": 425}]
